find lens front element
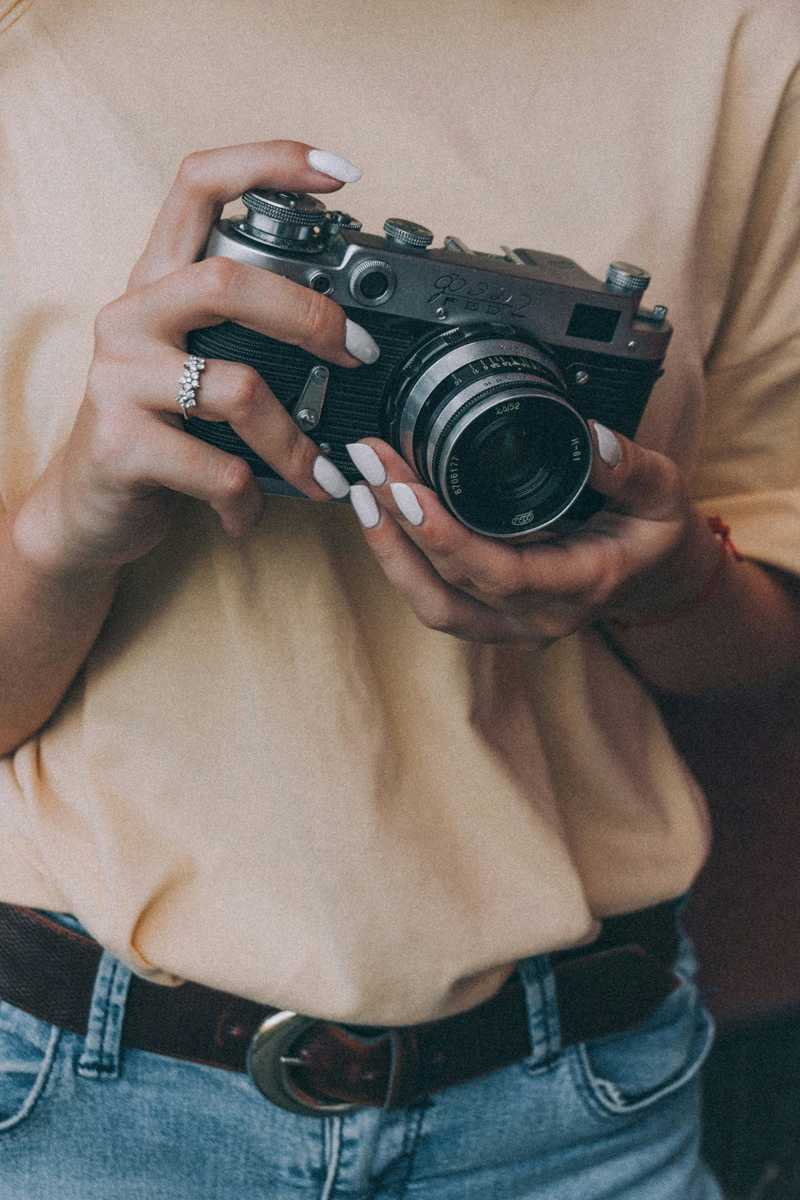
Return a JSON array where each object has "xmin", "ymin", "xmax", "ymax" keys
[
  {"xmin": 436, "ymin": 390, "xmax": 591, "ymax": 537},
  {"xmin": 388, "ymin": 326, "xmax": 593, "ymax": 538}
]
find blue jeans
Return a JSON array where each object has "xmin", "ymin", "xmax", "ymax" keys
[{"xmin": 0, "ymin": 916, "xmax": 721, "ymax": 1199}]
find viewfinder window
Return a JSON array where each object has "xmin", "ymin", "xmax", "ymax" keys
[{"xmin": 566, "ymin": 304, "xmax": 620, "ymax": 343}]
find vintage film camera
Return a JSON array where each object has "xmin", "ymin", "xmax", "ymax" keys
[{"xmin": 186, "ymin": 189, "xmax": 671, "ymax": 539}]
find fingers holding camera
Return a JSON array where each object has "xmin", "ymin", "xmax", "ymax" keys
[
  {"xmin": 347, "ymin": 435, "xmax": 697, "ymax": 641},
  {"xmin": 587, "ymin": 422, "xmax": 687, "ymax": 523},
  {"xmin": 90, "ymin": 349, "xmax": 350, "ymax": 503},
  {"xmin": 348, "ymin": 439, "xmax": 596, "ymax": 609},
  {"xmin": 125, "ymin": 419, "xmax": 267, "ymax": 539},
  {"xmin": 109, "ymin": 258, "xmax": 378, "ymax": 370},
  {"xmin": 129, "ymin": 139, "xmax": 362, "ymax": 289},
  {"xmin": 349, "ymin": 485, "xmax": 524, "ymax": 642}
]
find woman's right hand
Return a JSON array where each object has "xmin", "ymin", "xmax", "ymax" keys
[{"xmin": 14, "ymin": 140, "xmax": 378, "ymax": 576}]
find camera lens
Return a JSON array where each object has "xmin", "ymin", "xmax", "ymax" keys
[
  {"xmin": 474, "ymin": 423, "xmax": 538, "ymax": 490},
  {"xmin": 437, "ymin": 394, "xmax": 591, "ymax": 536},
  {"xmin": 385, "ymin": 325, "xmax": 593, "ymax": 538}
]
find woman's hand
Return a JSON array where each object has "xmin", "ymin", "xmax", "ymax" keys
[
  {"xmin": 345, "ymin": 424, "xmax": 704, "ymax": 645},
  {"xmin": 14, "ymin": 140, "xmax": 378, "ymax": 577}
]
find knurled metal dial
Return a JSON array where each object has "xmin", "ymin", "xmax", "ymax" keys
[
  {"xmin": 605, "ymin": 261, "xmax": 651, "ymax": 296},
  {"xmin": 383, "ymin": 218, "xmax": 434, "ymax": 249},
  {"xmin": 239, "ymin": 190, "xmax": 361, "ymax": 251},
  {"xmin": 243, "ymin": 190, "xmax": 327, "ymax": 225}
]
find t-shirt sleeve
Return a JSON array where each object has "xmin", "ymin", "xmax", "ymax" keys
[{"xmin": 691, "ymin": 68, "xmax": 800, "ymax": 579}]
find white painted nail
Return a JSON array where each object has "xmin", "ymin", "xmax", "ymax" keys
[
  {"xmin": 346, "ymin": 442, "xmax": 386, "ymax": 486},
  {"xmin": 345, "ymin": 319, "xmax": 380, "ymax": 365},
  {"xmin": 390, "ymin": 482, "xmax": 424, "ymax": 526},
  {"xmin": 312, "ymin": 454, "xmax": 350, "ymax": 499},
  {"xmin": 350, "ymin": 483, "xmax": 381, "ymax": 528},
  {"xmin": 593, "ymin": 422, "xmax": 622, "ymax": 468},
  {"xmin": 307, "ymin": 148, "xmax": 362, "ymax": 183}
]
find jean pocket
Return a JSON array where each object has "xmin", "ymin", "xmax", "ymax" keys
[
  {"xmin": 571, "ymin": 972, "xmax": 715, "ymax": 1120},
  {"xmin": 0, "ymin": 1001, "xmax": 60, "ymax": 1132}
]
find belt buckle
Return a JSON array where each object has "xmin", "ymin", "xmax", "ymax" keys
[{"xmin": 247, "ymin": 1011, "xmax": 360, "ymax": 1117}]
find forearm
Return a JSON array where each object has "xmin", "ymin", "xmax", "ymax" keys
[
  {"xmin": 0, "ymin": 505, "xmax": 120, "ymax": 756},
  {"xmin": 604, "ymin": 508, "xmax": 800, "ymax": 697}
]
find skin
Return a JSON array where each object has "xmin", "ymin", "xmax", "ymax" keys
[
  {"xmin": 349, "ymin": 427, "xmax": 692, "ymax": 643},
  {"xmin": 1, "ymin": 140, "xmax": 368, "ymax": 753},
  {"xmin": 347, "ymin": 432, "xmax": 800, "ymax": 697},
  {"xmin": 2, "ymin": 138, "xmax": 799, "ymax": 754}
]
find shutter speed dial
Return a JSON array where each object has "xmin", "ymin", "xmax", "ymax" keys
[{"xmin": 239, "ymin": 189, "xmax": 362, "ymax": 251}]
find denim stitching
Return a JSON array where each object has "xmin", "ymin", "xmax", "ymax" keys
[
  {"xmin": 0, "ymin": 1023, "xmax": 61, "ymax": 1133},
  {"xmin": 537, "ymin": 956, "xmax": 561, "ymax": 1061},
  {"xmin": 519, "ymin": 954, "xmax": 559, "ymax": 1067},
  {"xmin": 319, "ymin": 1116, "xmax": 342, "ymax": 1200},
  {"xmin": 535, "ymin": 956, "xmax": 553, "ymax": 1063},
  {"xmin": 567, "ymin": 995, "xmax": 716, "ymax": 1123},
  {"xmin": 387, "ymin": 1101, "xmax": 427, "ymax": 1200},
  {"xmin": 77, "ymin": 951, "xmax": 132, "ymax": 1080}
]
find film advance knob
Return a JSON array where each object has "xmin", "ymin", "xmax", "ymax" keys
[
  {"xmin": 383, "ymin": 218, "xmax": 434, "ymax": 250},
  {"xmin": 605, "ymin": 261, "xmax": 651, "ymax": 297}
]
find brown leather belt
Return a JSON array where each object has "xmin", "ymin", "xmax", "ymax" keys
[{"xmin": 0, "ymin": 900, "xmax": 681, "ymax": 1114}]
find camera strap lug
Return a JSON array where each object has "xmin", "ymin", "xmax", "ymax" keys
[{"xmin": 292, "ymin": 365, "xmax": 330, "ymax": 431}]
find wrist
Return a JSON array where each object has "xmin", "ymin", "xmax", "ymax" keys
[{"xmin": 605, "ymin": 509, "xmax": 730, "ymax": 629}]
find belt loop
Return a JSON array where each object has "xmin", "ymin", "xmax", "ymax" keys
[
  {"xmin": 516, "ymin": 952, "xmax": 561, "ymax": 1067},
  {"xmin": 77, "ymin": 950, "xmax": 133, "ymax": 1081}
]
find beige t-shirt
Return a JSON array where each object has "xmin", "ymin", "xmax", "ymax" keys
[{"xmin": 1, "ymin": 0, "xmax": 798, "ymax": 1024}]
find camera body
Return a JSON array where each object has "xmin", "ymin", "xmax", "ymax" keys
[{"xmin": 187, "ymin": 190, "xmax": 671, "ymax": 539}]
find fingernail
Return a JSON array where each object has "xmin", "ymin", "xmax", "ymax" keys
[
  {"xmin": 390, "ymin": 482, "xmax": 424, "ymax": 526},
  {"xmin": 350, "ymin": 483, "xmax": 381, "ymax": 528},
  {"xmin": 312, "ymin": 454, "xmax": 350, "ymax": 499},
  {"xmin": 593, "ymin": 422, "xmax": 622, "ymax": 468},
  {"xmin": 345, "ymin": 319, "xmax": 381, "ymax": 365},
  {"xmin": 346, "ymin": 442, "xmax": 386, "ymax": 485},
  {"xmin": 307, "ymin": 148, "xmax": 362, "ymax": 183}
]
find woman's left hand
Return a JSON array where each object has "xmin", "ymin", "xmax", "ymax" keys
[{"xmin": 346, "ymin": 422, "xmax": 700, "ymax": 644}]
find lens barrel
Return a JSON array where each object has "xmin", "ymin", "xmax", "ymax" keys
[{"xmin": 386, "ymin": 325, "xmax": 593, "ymax": 539}]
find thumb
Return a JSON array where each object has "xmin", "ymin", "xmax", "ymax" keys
[{"xmin": 587, "ymin": 421, "xmax": 686, "ymax": 522}]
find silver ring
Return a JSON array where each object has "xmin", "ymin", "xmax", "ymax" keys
[{"xmin": 176, "ymin": 354, "xmax": 206, "ymax": 420}]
